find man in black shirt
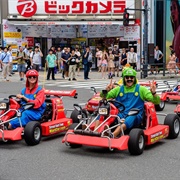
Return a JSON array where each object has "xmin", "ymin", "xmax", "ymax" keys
[
  {"xmin": 68, "ymin": 49, "xmax": 78, "ymax": 81},
  {"xmin": 61, "ymin": 47, "xmax": 71, "ymax": 78}
]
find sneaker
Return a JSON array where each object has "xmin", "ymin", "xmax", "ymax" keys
[
  {"xmin": 52, "ymin": 79, "xmax": 56, "ymax": 80},
  {"xmin": 68, "ymin": 78, "xmax": 71, "ymax": 81},
  {"xmin": 72, "ymin": 78, "xmax": 77, "ymax": 81},
  {"xmin": 9, "ymin": 74, "xmax": 12, "ymax": 77}
]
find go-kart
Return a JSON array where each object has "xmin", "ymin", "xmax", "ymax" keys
[
  {"xmin": 62, "ymin": 90, "xmax": 180, "ymax": 155},
  {"xmin": 0, "ymin": 89, "xmax": 78, "ymax": 146},
  {"xmin": 161, "ymin": 80, "xmax": 180, "ymax": 102}
]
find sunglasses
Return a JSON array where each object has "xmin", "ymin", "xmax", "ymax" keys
[
  {"xmin": 28, "ymin": 76, "xmax": 37, "ymax": 79},
  {"xmin": 125, "ymin": 76, "xmax": 134, "ymax": 80}
]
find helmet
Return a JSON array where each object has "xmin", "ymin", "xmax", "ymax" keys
[
  {"xmin": 26, "ymin": 70, "xmax": 39, "ymax": 77},
  {"xmin": 122, "ymin": 67, "xmax": 137, "ymax": 77}
]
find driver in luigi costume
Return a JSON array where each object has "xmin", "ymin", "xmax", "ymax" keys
[{"xmin": 95, "ymin": 67, "xmax": 160, "ymax": 138}]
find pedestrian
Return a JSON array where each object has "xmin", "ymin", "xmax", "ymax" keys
[
  {"xmin": 107, "ymin": 49, "xmax": 115, "ymax": 79},
  {"xmin": 32, "ymin": 46, "xmax": 43, "ymax": 72},
  {"xmin": 25, "ymin": 47, "xmax": 33, "ymax": 73},
  {"xmin": 0, "ymin": 47, "xmax": 11, "ymax": 81},
  {"xmin": 120, "ymin": 48, "xmax": 128, "ymax": 68},
  {"xmin": 127, "ymin": 47, "xmax": 137, "ymax": 70},
  {"xmin": 23, "ymin": 45, "xmax": 29, "ymax": 56},
  {"xmin": 75, "ymin": 47, "xmax": 81, "ymax": 76},
  {"xmin": 61, "ymin": 47, "xmax": 71, "ymax": 79},
  {"xmin": 16, "ymin": 46, "xmax": 26, "ymax": 81},
  {"xmin": 112, "ymin": 45, "xmax": 120, "ymax": 77},
  {"xmin": 68, "ymin": 49, "xmax": 78, "ymax": 81},
  {"xmin": 167, "ymin": 50, "xmax": 177, "ymax": 75},
  {"xmin": 46, "ymin": 49, "xmax": 57, "ymax": 80},
  {"xmin": 101, "ymin": 50, "xmax": 108, "ymax": 79},
  {"xmin": 56, "ymin": 47, "xmax": 62, "ymax": 73},
  {"xmin": 7, "ymin": 45, "xmax": 14, "ymax": 75},
  {"xmin": 95, "ymin": 47, "xmax": 102, "ymax": 72},
  {"xmin": 82, "ymin": 46, "xmax": 91, "ymax": 80},
  {"xmin": 153, "ymin": 45, "xmax": 163, "ymax": 74}
]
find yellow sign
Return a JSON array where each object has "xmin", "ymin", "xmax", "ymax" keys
[{"xmin": 4, "ymin": 32, "xmax": 22, "ymax": 38}]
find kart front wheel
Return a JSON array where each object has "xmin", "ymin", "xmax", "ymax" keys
[
  {"xmin": 128, "ymin": 129, "xmax": 145, "ymax": 155},
  {"xmin": 155, "ymin": 101, "xmax": 165, "ymax": 111},
  {"xmin": 68, "ymin": 123, "xmax": 82, "ymax": 148},
  {"xmin": 164, "ymin": 114, "xmax": 180, "ymax": 139},
  {"xmin": 24, "ymin": 121, "xmax": 42, "ymax": 146}
]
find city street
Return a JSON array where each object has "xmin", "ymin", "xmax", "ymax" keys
[{"xmin": 0, "ymin": 72, "xmax": 180, "ymax": 180}]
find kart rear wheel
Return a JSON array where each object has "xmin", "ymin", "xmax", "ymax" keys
[
  {"xmin": 24, "ymin": 121, "xmax": 42, "ymax": 146},
  {"xmin": 70, "ymin": 109, "xmax": 88, "ymax": 123},
  {"xmin": 164, "ymin": 114, "xmax": 180, "ymax": 139},
  {"xmin": 68, "ymin": 123, "xmax": 82, "ymax": 148},
  {"xmin": 128, "ymin": 129, "xmax": 145, "ymax": 155},
  {"xmin": 155, "ymin": 101, "xmax": 165, "ymax": 111}
]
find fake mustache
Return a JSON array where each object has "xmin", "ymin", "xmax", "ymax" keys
[{"xmin": 127, "ymin": 80, "xmax": 133, "ymax": 83}]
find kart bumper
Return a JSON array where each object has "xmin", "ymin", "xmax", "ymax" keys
[
  {"xmin": 62, "ymin": 130, "xmax": 129, "ymax": 150},
  {"xmin": 0, "ymin": 127, "xmax": 23, "ymax": 141},
  {"xmin": 144, "ymin": 125, "xmax": 169, "ymax": 145}
]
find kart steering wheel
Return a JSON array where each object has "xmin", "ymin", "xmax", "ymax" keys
[
  {"xmin": 8, "ymin": 95, "xmax": 21, "ymax": 103},
  {"xmin": 108, "ymin": 100, "xmax": 125, "ymax": 112}
]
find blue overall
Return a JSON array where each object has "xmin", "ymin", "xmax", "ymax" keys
[
  {"xmin": 116, "ymin": 84, "xmax": 144, "ymax": 129},
  {"xmin": 10, "ymin": 87, "xmax": 46, "ymax": 129}
]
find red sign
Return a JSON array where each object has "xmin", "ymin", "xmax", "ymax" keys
[
  {"xmin": 26, "ymin": 37, "xmax": 34, "ymax": 47},
  {"xmin": 17, "ymin": 0, "xmax": 37, "ymax": 17},
  {"xmin": 44, "ymin": 0, "xmax": 125, "ymax": 14}
]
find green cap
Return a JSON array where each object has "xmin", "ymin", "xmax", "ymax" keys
[{"xmin": 123, "ymin": 68, "xmax": 137, "ymax": 77}]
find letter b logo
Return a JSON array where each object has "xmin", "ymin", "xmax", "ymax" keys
[{"xmin": 17, "ymin": 0, "xmax": 37, "ymax": 17}]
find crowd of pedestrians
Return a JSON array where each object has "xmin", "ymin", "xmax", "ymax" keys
[{"xmin": 4, "ymin": 44, "xmax": 175, "ymax": 82}]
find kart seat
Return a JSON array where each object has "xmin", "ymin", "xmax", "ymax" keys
[{"xmin": 40, "ymin": 99, "xmax": 53, "ymax": 123}]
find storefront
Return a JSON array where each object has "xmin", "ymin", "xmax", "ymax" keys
[{"xmin": 4, "ymin": 0, "xmax": 142, "ymax": 68}]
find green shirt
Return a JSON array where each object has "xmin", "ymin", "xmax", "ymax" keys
[
  {"xmin": 103, "ymin": 84, "xmax": 160, "ymax": 105},
  {"xmin": 46, "ymin": 54, "xmax": 57, "ymax": 68}
]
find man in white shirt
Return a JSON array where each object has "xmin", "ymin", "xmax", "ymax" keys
[
  {"xmin": 127, "ymin": 47, "xmax": 138, "ymax": 70},
  {"xmin": 32, "ymin": 46, "xmax": 43, "ymax": 72}
]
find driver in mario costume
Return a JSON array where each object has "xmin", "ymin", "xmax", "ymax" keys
[
  {"xmin": 7, "ymin": 70, "xmax": 46, "ymax": 129},
  {"xmin": 95, "ymin": 67, "xmax": 160, "ymax": 138}
]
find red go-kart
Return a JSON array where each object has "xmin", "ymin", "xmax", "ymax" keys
[
  {"xmin": 62, "ymin": 91, "xmax": 180, "ymax": 155},
  {"xmin": 161, "ymin": 80, "xmax": 180, "ymax": 102},
  {"xmin": 0, "ymin": 89, "xmax": 77, "ymax": 146}
]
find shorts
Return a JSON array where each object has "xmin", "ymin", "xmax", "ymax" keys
[
  {"xmin": 114, "ymin": 61, "xmax": 119, "ymax": 68},
  {"xmin": 18, "ymin": 64, "xmax": 26, "ymax": 72},
  {"xmin": 63, "ymin": 62, "xmax": 69, "ymax": 72},
  {"xmin": 101, "ymin": 63, "xmax": 107, "ymax": 67}
]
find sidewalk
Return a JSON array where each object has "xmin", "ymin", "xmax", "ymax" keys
[{"xmin": 1, "ymin": 69, "xmax": 179, "ymax": 83}]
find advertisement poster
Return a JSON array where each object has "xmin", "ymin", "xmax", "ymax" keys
[
  {"xmin": 166, "ymin": 0, "xmax": 180, "ymax": 64},
  {"xmin": 88, "ymin": 25, "xmax": 124, "ymax": 38}
]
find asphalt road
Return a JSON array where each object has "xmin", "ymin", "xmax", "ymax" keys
[{"xmin": 0, "ymin": 81, "xmax": 180, "ymax": 180}]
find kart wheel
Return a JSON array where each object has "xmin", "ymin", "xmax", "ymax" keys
[
  {"xmin": 155, "ymin": 101, "xmax": 165, "ymax": 111},
  {"xmin": 68, "ymin": 123, "xmax": 82, "ymax": 148},
  {"xmin": 128, "ymin": 129, "xmax": 145, "ymax": 155},
  {"xmin": 70, "ymin": 109, "xmax": 88, "ymax": 124},
  {"xmin": 24, "ymin": 121, "xmax": 42, "ymax": 146},
  {"xmin": 164, "ymin": 114, "xmax": 180, "ymax": 139}
]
